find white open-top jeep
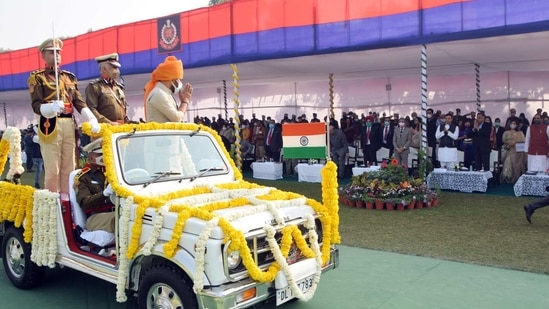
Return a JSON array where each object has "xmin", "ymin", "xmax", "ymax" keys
[{"xmin": 0, "ymin": 122, "xmax": 340, "ymax": 308}]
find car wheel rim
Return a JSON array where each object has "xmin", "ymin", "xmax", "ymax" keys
[
  {"xmin": 147, "ymin": 283, "xmax": 183, "ymax": 309},
  {"xmin": 6, "ymin": 236, "xmax": 25, "ymax": 278}
]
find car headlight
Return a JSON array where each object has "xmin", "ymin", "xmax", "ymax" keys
[{"xmin": 227, "ymin": 250, "xmax": 241, "ymax": 270}]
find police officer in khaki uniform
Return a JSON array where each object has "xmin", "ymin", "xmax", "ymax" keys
[
  {"xmin": 85, "ymin": 53, "xmax": 128, "ymax": 124},
  {"xmin": 28, "ymin": 38, "xmax": 100, "ymax": 199},
  {"xmin": 75, "ymin": 138, "xmax": 115, "ymax": 233}
]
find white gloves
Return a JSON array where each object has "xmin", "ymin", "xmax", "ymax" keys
[
  {"xmin": 39, "ymin": 100, "xmax": 65, "ymax": 119},
  {"xmin": 81, "ymin": 107, "xmax": 101, "ymax": 133},
  {"xmin": 103, "ymin": 184, "xmax": 114, "ymax": 197}
]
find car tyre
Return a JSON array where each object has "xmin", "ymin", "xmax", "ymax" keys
[
  {"xmin": 1, "ymin": 226, "xmax": 46, "ymax": 289},
  {"xmin": 138, "ymin": 263, "xmax": 198, "ymax": 309}
]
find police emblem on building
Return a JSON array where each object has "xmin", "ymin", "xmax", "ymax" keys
[{"xmin": 157, "ymin": 14, "xmax": 182, "ymax": 54}]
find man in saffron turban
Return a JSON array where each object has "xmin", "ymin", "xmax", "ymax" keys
[{"xmin": 144, "ymin": 56, "xmax": 193, "ymax": 123}]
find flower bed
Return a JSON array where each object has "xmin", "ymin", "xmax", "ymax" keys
[{"xmin": 339, "ymin": 159, "xmax": 440, "ymax": 210}]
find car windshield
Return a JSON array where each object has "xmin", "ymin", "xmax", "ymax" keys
[{"xmin": 115, "ymin": 132, "xmax": 228, "ymax": 185}]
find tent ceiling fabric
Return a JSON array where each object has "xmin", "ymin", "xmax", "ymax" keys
[{"xmin": 2, "ymin": 31, "xmax": 549, "ymax": 105}]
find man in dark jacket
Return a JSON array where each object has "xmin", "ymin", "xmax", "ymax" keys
[
  {"xmin": 380, "ymin": 117, "xmax": 395, "ymax": 158},
  {"xmin": 361, "ymin": 116, "xmax": 382, "ymax": 166},
  {"xmin": 469, "ymin": 112, "xmax": 492, "ymax": 171},
  {"xmin": 264, "ymin": 120, "xmax": 283, "ymax": 162},
  {"xmin": 329, "ymin": 121, "xmax": 349, "ymax": 178},
  {"xmin": 426, "ymin": 108, "xmax": 439, "ymax": 167}
]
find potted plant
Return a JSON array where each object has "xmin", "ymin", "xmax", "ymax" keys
[
  {"xmin": 408, "ymin": 195, "xmax": 416, "ymax": 210},
  {"xmin": 431, "ymin": 186, "xmax": 441, "ymax": 207},
  {"xmin": 374, "ymin": 198, "xmax": 385, "ymax": 210},
  {"xmin": 385, "ymin": 197, "xmax": 395, "ymax": 211},
  {"xmin": 363, "ymin": 195, "xmax": 375, "ymax": 209}
]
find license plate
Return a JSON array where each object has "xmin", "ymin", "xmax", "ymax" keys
[{"xmin": 276, "ymin": 275, "xmax": 313, "ymax": 306}]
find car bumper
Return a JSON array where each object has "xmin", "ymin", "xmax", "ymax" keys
[{"xmin": 197, "ymin": 246, "xmax": 339, "ymax": 309}]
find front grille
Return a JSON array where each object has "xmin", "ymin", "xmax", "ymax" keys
[{"xmin": 226, "ymin": 218, "xmax": 323, "ymax": 279}]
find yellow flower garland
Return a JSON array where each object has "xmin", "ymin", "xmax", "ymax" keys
[
  {"xmin": 0, "ymin": 139, "xmax": 10, "ymax": 172},
  {"xmin": 81, "ymin": 122, "xmax": 340, "ymax": 284},
  {"xmin": 0, "ymin": 131, "xmax": 36, "ymax": 243}
]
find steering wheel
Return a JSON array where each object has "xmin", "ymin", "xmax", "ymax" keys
[{"xmin": 124, "ymin": 168, "xmax": 151, "ymax": 182}]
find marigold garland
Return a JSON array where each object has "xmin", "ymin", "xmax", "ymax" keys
[
  {"xmin": 321, "ymin": 161, "xmax": 341, "ymax": 244},
  {"xmin": 0, "ymin": 139, "xmax": 10, "ymax": 174}
]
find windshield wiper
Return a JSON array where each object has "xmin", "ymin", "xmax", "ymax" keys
[
  {"xmin": 143, "ymin": 171, "xmax": 181, "ymax": 187},
  {"xmin": 190, "ymin": 127, "xmax": 201, "ymax": 137},
  {"xmin": 124, "ymin": 127, "xmax": 137, "ymax": 137},
  {"xmin": 188, "ymin": 167, "xmax": 225, "ymax": 182}
]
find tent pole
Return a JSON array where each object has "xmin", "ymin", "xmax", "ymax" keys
[
  {"xmin": 421, "ymin": 45, "xmax": 428, "ymax": 179},
  {"xmin": 223, "ymin": 80, "xmax": 228, "ymax": 121},
  {"xmin": 329, "ymin": 73, "xmax": 335, "ymax": 120},
  {"xmin": 231, "ymin": 64, "xmax": 242, "ymax": 171},
  {"xmin": 475, "ymin": 63, "xmax": 481, "ymax": 112}
]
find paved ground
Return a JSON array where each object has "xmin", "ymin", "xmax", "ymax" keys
[{"xmin": 1, "ymin": 245, "xmax": 548, "ymax": 308}]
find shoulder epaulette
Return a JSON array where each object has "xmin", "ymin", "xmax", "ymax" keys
[
  {"xmin": 73, "ymin": 167, "xmax": 91, "ymax": 189},
  {"xmin": 88, "ymin": 78, "xmax": 101, "ymax": 85},
  {"xmin": 115, "ymin": 80, "xmax": 125, "ymax": 89},
  {"xmin": 29, "ymin": 69, "xmax": 45, "ymax": 76},
  {"xmin": 60, "ymin": 69, "xmax": 76, "ymax": 77},
  {"xmin": 27, "ymin": 70, "xmax": 45, "ymax": 89},
  {"xmin": 61, "ymin": 70, "xmax": 78, "ymax": 81}
]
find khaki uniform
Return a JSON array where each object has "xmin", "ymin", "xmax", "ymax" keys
[
  {"xmin": 75, "ymin": 166, "xmax": 115, "ymax": 233},
  {"xmin": 85, "ymin": 78, "xmax": 127, "ymax": 124},
  {"xmin": 28, "ymin": 67, "xmax": 87, "ymax": 194}
]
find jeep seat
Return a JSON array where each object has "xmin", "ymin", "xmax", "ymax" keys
[{"xmin": 68, "ymin": 170, "xmax": 115, "ymax": 247}]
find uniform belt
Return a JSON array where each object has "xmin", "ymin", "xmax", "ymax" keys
[{"xmin": 58, "ymin": 113, "xmax": 73, "ymax": 118}]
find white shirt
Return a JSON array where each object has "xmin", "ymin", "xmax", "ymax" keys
[{"xmin": 146, "ymin": 83, "xmax": 186, "ymax": 123}]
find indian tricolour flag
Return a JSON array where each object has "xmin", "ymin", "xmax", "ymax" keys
[{"xmin": 282, "ymin": 122, "xmax": 326, "ymax": 159}]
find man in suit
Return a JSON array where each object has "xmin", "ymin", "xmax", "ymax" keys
[
  {"xmin": 426, "ymin": 108, "xmax": 439, "ymax": 167},
  {"xmin": 469, "ymin": 111, "xmax": 492, "ymax": 171},
  {"xmin": 264, "ymin": 120, "xmax": 283, "ymax": 162},
  {"xmin": 494, "ymin": 117, "xmax": 506, "ymax": 163},
  {"xmin": 393, "ymin": 118, "xmax": 413, "ymax": 166},
  {"xmin": 329, "ymin": 121, "xmax": 349, "ymax": 178},
  {"xmin": 380, "ymin": 117, "xmax": 394, "ymax": 158},
  {"xmin": 361, "ymin": 116, "xmax": 382, "ymax": 166}
]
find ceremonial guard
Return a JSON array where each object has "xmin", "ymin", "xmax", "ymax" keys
[
  {"xmin": 85, "ymin": 53, "xmax": 128, "ymax": 124},
  {"xmin": 28, "ymin": 38, "xmax": 100, "ymax": 199}
]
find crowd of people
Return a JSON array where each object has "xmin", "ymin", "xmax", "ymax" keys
[{"xmin": 189, "ymin": 106, "xmax": 549, "ymax": 185}]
